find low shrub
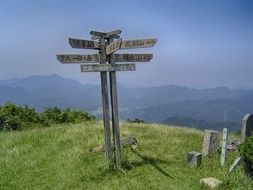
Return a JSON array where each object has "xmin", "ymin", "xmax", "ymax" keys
[
  {"xmin": 127, "ymin": 118, "xmax": 145, "ymax": 124},
  {"xmin": 0, "ymin": 103, "xmax": 42, "ymax": 131},
  {"xmin": 41, "ymin": 107, "xmax": 95, "ymax": 124},
  {"xmin": 239, "ymin": 135, "xmax": 253, "ymax": 175},
  {"xmin": 0, "ymin": 103, "xmax": 95, "ymax": 131}
]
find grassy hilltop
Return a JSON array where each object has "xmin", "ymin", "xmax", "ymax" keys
[{"xmin": 0, "ymin": 121, "xmax": 252, "ymax": 190}]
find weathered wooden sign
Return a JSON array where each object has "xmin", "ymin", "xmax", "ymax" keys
[
  {"xmin": 121, "ymin": 38, "xmax": 157, "ymax": 49},
  {"xmin": 91, "ymin": 34, "xmax": 120, "ymax": 41},
  {"xmin": 105, "ymin": 29, "xmax": 122, "ymax": 37},
  {"xmin": 114, "ymin": 54, "xmax": 153, "ymax": 62},
  {"xmin": 57, "ymin": 53, "xmax": 153, "ymax": 63},
  {"xmin": 90, "ymin": 30, "xmax": 106, "ymax": 37},
  {"xmin": 57, "ymin": 29, "xmax": 157, "ymax": 169},
  {"xmin": 69, "ymin": 38, "xmax": 99, "ymax": 49},
  {"xmin": 57, "ymin": 54, "xmax": 99, "ymax": 63},
  {"xmin": 90, "ymin": 29, "xmax": 121, "ymax": 38},
  {"xmin": 81, "ymin": 64, "xmax": 136, "ymax": 72},
  {"xmin": 106, "ymin": 38, "xmax": 122, "ymax": 55}
]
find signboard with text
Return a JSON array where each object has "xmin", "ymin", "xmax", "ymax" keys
[{"xmin": 57, "ymin": 29, "xmax": 156, "ymax": 169}]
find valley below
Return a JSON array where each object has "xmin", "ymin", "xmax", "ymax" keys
[{"xmin": 1, "ymin": 74, "xmax": 252, "ymax": 131}]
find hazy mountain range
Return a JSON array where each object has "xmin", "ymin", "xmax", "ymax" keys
[{"xmin": 0, "ymin": 74, "xmax": 252, "ymax": 131}]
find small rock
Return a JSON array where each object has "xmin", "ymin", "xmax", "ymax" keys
[{"xmin": 200, "ymin": 177, "xmax": 222, "ymax": 189}]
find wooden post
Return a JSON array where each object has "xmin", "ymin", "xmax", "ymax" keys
[
  {"xmin": 99, "ymin": 37, "xmax": 112, "ymax": 162},
  {"xmin": 108, "ymin": 37, "xmax": 121, "ymax": 168},
  {"xmin": 221, "ymin": 128, "xmax": 228, "ymax": 166}
]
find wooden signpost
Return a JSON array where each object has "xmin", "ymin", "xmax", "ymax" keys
[{"xmin": 57, "ymin": 29, "xmax": 157, "ymax": 169}]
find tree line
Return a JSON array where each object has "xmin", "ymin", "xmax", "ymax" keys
[{"xmin": 0, "ymin": 102, "xmax": 95, "ymax": 131}]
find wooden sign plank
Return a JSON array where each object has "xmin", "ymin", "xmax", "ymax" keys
[
  {"xmin": 121, "ymin": 38, "xmax": 157, "ymax": 49},
  {"xmin": 81, "ymin": 64, "xmax": 136, "ymax": 72},
  {"xmin": 92, "ymin": 34, "xmax": 120, "ymax": 41},
  {"xmin": 106, "ymin": 29, "xmax": 122, "ymax": 37},
  {"xmin": 108, "ymin": 34, "xmax": 120, "ymax": 39},
  {"xmin": 90, "ymin": 30, "xmax": 121, "ymax": 37},
  {"xmin": 106, "ymin": 38, "xmax": 122, "ymax": 55},
  {"xmin": 57, "ymin": 54, "xmax": 99, "ymax": 63},
  {"xmin": 91, "ymin": 35, "xmax": 101, "ymax": 41},
  {"xmin": 69, "ymin": 38, "xmax": 99, "ymax": 49},
  {"xmin": 90, "ymin": 30, "xmax": 106, "ymax": 36},
  {"xmin": 114, "ymin": 54, "xmax": 153, "ymax": 62}
]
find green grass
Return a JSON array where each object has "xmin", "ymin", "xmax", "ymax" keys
[{"xmin": 0, "ymin": 121, "xmax": 252, "ymax": 189}]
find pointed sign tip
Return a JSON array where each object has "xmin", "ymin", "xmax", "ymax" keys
[{"xmin": 153, "ymin": 38, "xmax": 158, "ymax": 46}]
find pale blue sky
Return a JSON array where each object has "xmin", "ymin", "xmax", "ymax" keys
[{"xmin": 0, "ymin": 0, "xmax": 252, "ymax": 88}]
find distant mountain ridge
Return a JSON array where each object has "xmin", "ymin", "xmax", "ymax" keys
[
  {"xmin": 0, "ymin": 74, "xmax": 252, "ymax": 131},
  {"xmin": 0, "ymin": 75, "xmax": 101, "ymax": 112}
]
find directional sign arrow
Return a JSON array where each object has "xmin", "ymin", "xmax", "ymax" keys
[
  {"xmin": 106, "ymin": 38, "xmax": 122, "ymax": 55},
  {"xmin": 90, "ymin": 30, "xmax": 106, "ymax": 37},
  {"xmin": 57, "ymin": 54, "xmax": 100, "ymax": 63},
  {"xmin": 91, "ymin": 35, "xmax": 101, "ymax": 41},
  {"xmin": 90, "ymin": 29, "xmax": 121, "ymax": 38},
  {"xmin": 114, "ymin": 54, "xmax": 153, "ymax": 62},
  {"xmin": 81, "ymin": 63, "xmax": 136, "ymax": 72},
  {"xmin": 106, "ymin": 29, "xmax": 122, "ymax": 37},
  {"xmin": 108, "ymin": 34, "xmax": 120, "ymax": 39},
  {"xmin": 69, "ymin": 38, "xmax": 99, "ymax": 49},
  {"xmin": 121, "ymin": 38, "xmax": 157, "ymax": 49}
]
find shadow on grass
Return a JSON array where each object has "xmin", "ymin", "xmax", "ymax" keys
[
  {"xmin": 82, "ymin": 149, "xmax": 173, "ymax": 184},
  {"xmin": 122, "ymin": 149, "xmax": 173, "ymax": 178}
]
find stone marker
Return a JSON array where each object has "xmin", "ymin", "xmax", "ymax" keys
[
  {"xmin": 200, "ymin": 177, "xmax": 222, "ymax": 189},
  {"xmin": 220, "ymin": 128, "xmax": 228, "ymax": 166},
  {"xmin": 241, "ymin": 114, "xmax": 253, "ymax": 142},
  {"xmin": 202, "ymin": 130, "xmax": 219, "ymax": 156},
  {"xmin": 187, "ymin": 151, "xmax": 202, "ymax": 167}
]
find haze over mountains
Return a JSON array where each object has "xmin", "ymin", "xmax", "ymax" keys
[{"xmin": 0, "ymin": 74, "xmax": 251, "ymax": 131}]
